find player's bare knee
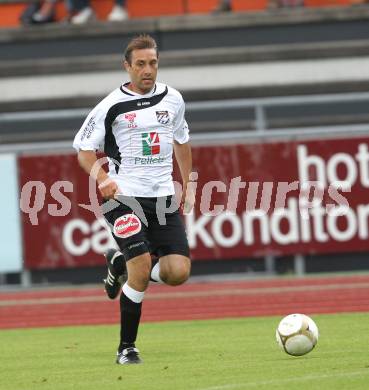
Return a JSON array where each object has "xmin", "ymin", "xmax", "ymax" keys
[
  {"xmin": 163, "ymin": 260, "xmax": 191, "ymax": 286},
  {"xmin": 128, "ymin": 270, "xmax": 150, "ymax": 291},
  {"xmin": 169, "ymin": 271, "xmax": 190, "ymax": 286}
]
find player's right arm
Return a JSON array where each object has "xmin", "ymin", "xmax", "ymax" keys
[
  {"xmin": 73, "ymin": 103, "xmax": 118, "ymax": 199},
  {"xmin": 77, "ymin": 150, "xmax": 118, "ymax": 199}
]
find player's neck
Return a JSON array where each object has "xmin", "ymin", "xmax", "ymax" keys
[{"xmin": 126, "ymin": 82, "xmax": 153, "ymax": 95}]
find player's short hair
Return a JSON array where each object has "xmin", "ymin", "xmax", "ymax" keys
[{"xmin": 124, "ymin": 34, "xmax": 158, "ymax": 64}]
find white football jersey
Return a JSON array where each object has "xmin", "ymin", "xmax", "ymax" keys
[{"xmin": 73, "ymin": 82, "xmax": 190, "ymax": 197}]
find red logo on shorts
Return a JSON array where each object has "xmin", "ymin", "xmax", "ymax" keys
[{"xmin": 114, "ymin": 214, "xmax": 141, "ymax": 238}]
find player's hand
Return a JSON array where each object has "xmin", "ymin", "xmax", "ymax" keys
[
  {"xmin": 181, "ymin": 184, "xmax": 195, "ymax": 214},
  {"xmin": 98, "ymin": 177, "xmax": 119, "ymax": 199}
]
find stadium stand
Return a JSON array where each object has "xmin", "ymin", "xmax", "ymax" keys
[
  {"xmin": 0, "ymin": 0, "xmax": 186, "ymax": 27},
  {"xmin": 1, "ymin": 5, "xmax": 369, "ymax": 143},
  {"xmin": 0, "ymin": 0, "xmax": 360, "ymax": 27}
]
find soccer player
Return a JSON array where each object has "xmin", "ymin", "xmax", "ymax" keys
[{"xmin": 73, "ymin": 34, "xmax": 193, "ymax": 365}]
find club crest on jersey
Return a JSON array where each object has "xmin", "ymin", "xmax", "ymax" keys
[
  {"xmin": 142, "ymin": 132, "xmax": 160, "ymax": 155},
  {"xmin": 113, "ymin": 214, "xmax": 141, "ymax": 238},
  {"xmin": 125, "ymin": 113, "xmax": 137, "ymax": 128},
  {"xmin": 156, "ymin": 111, "xmax": 170, "ymax": 125}
]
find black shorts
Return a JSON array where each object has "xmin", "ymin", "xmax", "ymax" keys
[{"xmin": 102, "ymin": 195, "xmax": 190, "ymax": 262}]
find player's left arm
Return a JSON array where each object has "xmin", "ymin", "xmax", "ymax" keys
[
  {"xmin": 174, "ymin": 141, "xmax": 194, "ymax": 213},
  {"xmin": 173, "ymin": 92, "xmax": 194, "ymax": 212}
]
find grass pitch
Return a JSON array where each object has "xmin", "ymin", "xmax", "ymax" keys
[{"xmin": 1, "ymin": 313, "xmax": 369, "ymax": 390}]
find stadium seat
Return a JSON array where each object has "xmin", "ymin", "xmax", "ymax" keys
[
  {"xmin": 232, "ymin": 0, "xmax": 268, "ymax": 11},
  {"xmin": 186, "ymin": 0, "xmax": 219, "ymax": 13},
  {"xmin": 304, "ymin": 0, "xmax": 352, "ymax": 6},
  {"xmin": 127, "ymin": 0, "xmax": 184, "ymax": 17},
  {"xmin": 0, "ymin": 3, "xmax": 27, "ymax": 27}
]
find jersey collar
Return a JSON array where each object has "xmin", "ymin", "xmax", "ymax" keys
[{"xmin": 120, "ymin": 82, "xmax": 157, "ymax": 97}]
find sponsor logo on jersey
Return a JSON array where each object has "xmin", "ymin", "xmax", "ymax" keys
[
  {"xmin": 125, "ymin": 113, "xmax": 137, "ymax": 128},
  {"xmin": 134, "ymin": 156, "xmax": 165, "ymax": 164},
  {"xmin": 80, "ymin": 116, "xmax": 95, "ymax": 140},
  {"xmin": 142, "ymin": 132, "xmax": 160, "ymax": 155},
  {"xmin": 137, "ymin": 101, "xmax": 150, "ymax": 107},
  {"xmin": 113, "ymin": 214, "xmax": 141, "ymax": 238},
  {"xmin": 156, "ymin": 110, "xmax": 170, "ymax": 125}
]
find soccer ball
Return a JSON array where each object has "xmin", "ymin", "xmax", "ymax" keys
[{"xmin": 276, "ymin": 313, "xmax": 319, "ymax": 356}]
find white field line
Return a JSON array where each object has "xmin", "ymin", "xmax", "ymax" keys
[
  {"xmin": 1, "ymin": 282, "xmax": 369, "ymax": 307},
  {"xmin": 199, "ymin": 369, "xmax": 369, "ymax": 390}
]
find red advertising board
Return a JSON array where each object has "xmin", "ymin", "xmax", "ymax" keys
[
  {"xmin": 19, "ymin": 136, "xmax": 369, "ymax": 269},
  {"xmin": 19, "ymin": 154, "xmax": 111, "ymax": 269}
]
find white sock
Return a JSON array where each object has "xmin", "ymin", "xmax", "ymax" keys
[
  {"xmin": 122, "ymin": 282, "xmax": 145, "ymax": 303},
  {"xmin": 150, "ymin": 262, "xmax": 163, "ymax": 283}
]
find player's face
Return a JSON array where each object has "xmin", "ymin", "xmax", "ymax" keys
[{"xmin": 124, "ymin": 48, "xmax": 158, "ymax": 94}]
